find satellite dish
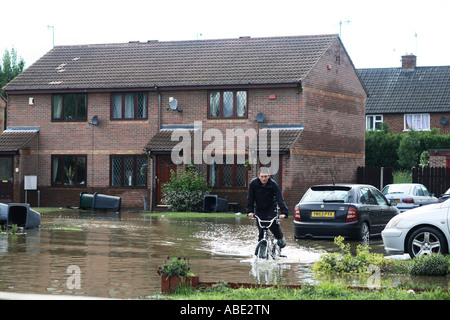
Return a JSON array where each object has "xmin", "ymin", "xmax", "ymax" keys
[
  {"xmin": 168, "ymin": 98, "xmax": 182, "ymax": 112},
  {"xmin": 255, "ymin": 112, "xmax": 265, "ymax": 123},
  {"xmin": 89, "ymin": 115, "xmax": 99, "ymax": 126},
  {"xmin": 441, "ymin": 116, "xmax": 448, "ymax": 125}
]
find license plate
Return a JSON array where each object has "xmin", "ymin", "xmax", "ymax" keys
[
  {"xmin": 393, "ymin": 199, "xmax": 400, "ymax": 203},
  {"xmin": 311, "ymin": 211, "xmax": 335, "ymax": 218}
]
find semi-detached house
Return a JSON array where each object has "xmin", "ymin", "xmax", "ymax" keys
[{"xmin": 2, "ymin": 34, "xmax": 366, "ymax": 212}]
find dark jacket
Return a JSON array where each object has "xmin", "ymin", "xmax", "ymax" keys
[{"xmin": 246, "ymin": 177, "xmax": 289, "ymax": 219}]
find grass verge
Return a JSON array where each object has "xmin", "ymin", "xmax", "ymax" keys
[
  {"xmin": 142, "ymin": 211, "xmax": 240, "ymax": 218},
  {"xmin": 150, "ymin": 282, "xmax": 450, "ymax": 300},
  {"xmin": 32, "ymin": 207, "xmax": 239, "ymax": 219}
]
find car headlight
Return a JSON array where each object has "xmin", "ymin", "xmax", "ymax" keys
[{"xmin": 385, "ymin": 214, "xmax": 404, "ymax": 229}]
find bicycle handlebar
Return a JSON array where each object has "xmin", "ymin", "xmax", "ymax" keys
[{"xmin": 250, "ymin": 215, "xmax": 280, "ymax": 229}]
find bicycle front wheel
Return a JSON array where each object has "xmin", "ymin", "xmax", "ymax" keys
[{"xmin": 255, "ymin": 241, "xmax": 268, "ymax": 259}]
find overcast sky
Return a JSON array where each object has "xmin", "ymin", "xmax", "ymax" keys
[{"xmin": 2, "ymin": 0, "xmax": 450, "ymax": 70}]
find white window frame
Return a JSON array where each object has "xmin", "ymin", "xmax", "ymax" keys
[
  {"xmin": 404, "ymin": 114, "xmax": 430, "ymax": 131},
  {"xmin": 366, "ymin": 115, "xmax": 383, "ymax": 131}
]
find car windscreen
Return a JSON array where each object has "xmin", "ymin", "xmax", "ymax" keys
[
  {"xmin": 382, "ymin": 184, "xmax": 412, "ymax": 195},
  {"xmin": 301, "ymin": 186, "xmax": 351, "ymax": 203}
]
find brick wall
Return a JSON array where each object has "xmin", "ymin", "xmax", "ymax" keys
[
  {"xmin": 0, "ymin": 96, "xmax": 5, "ymax": 131},
  {"xmin": 279, "ymin": 40, "xmax": 367, "ymax": 210},
  {"xmin": 429, "ymin": 155, "xmax": 446, "ymax": 167}
]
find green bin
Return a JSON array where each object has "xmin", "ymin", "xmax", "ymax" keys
[{"xmin": 79, "ymin": 192, "xmax": 94, "ymax": 209}]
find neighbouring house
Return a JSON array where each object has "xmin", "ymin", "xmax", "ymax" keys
[
  {"xmin": 3, "ymin": 34, "xmax": 366, "ymax": 211},
  {"xmin": 359, "ymin": 55, "xmax": 450, "ymax": 134}
]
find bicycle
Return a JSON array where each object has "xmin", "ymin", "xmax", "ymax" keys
[{"xmin": 252, "ymin": 215, "xmax": 285, "ymax": 260}]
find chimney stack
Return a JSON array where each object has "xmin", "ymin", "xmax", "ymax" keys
[{"xmin": 402, "ymin": 54, "xmax": 417, "ymax": 69}]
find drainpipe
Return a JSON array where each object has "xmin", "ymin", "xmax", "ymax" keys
[
  {"xmin": 148, "ymin": 153, "xmax": 154, "ymax": 212},
  {"xmin": 156, "ymin": 86, "xmax": 161, "ymax": 131}
]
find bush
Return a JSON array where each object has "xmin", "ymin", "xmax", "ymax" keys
[
  {"xmin": 162, "ymin": 167, "xmax": 211, "ymax": 212},
  {"xmin": 408, "ymin": 254, "xmax": 449, "ymax": 276},
  {"xmin": 312, "ymin": 236, "xmax": 391, "ymax": 274}
]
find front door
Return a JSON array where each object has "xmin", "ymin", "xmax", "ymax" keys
[
  {"xmin": 155, "ymin": 155, "xmax": 176, "ymax": 206},
  {"xmin": 0, "ymin": 156, "xmax": 14, "ymax": 203}
]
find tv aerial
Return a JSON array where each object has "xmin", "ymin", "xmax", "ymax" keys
[{"xmin": 168, "ymin": 97, "xmax": 182, "ymax": 112}]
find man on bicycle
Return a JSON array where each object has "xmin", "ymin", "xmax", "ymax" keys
[{"xmin": 247, "ymin": 167, "xmax": 288, "ymax": 248}]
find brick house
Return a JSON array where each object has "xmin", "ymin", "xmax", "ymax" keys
[
  {"xmin": 359, "ymin": 55, "xmax": 450, "ymax": 134},
  {"xmin": 3, "ymin": 34, "xmax": 366, "ymax": 211}
]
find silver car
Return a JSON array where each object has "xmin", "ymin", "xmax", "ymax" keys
[
  {"xmin": 382, "ymin": 200, "xmax": 450, "ymax": 258},
  {"xmin": 381, "ymin": 183, "xmax": 438, "ymax": 212}
]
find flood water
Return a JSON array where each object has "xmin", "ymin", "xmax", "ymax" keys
[{"xmin": 0, "ymin": 210, "xmax": 448, "ymax": 299}]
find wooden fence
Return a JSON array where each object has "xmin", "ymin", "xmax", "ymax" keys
[
  {"xmin": 357, "ymin": 166, "xmax": 393, "ymax": 190},
  {"xmin": 412, "ymin": 167, "xmax": 450, "ymax": 197}
]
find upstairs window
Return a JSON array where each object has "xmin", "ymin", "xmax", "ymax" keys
[
  {"xmin": 111, "ymin": 92, "xmax": 147, "ymax": 120},
  {"xmin": 404, "ymin": 114, "xmax": 430, "ymax": 131},
  {"xmin": 52, "ymin": 93, "xmax": 87, "ymax": 121},
  {"xmin": 366, "ymin": 115, "xmax": 383, "ymax": 131},
  {"xmin": 208, "ymin": 90, "xmax": 247, "ymax": 119}
]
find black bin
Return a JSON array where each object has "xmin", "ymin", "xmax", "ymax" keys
[
  {"xmin": 203, "ymin": 195, "xmax": 228, "ymax": 212},
  {"xmin": 79, "ymin": 192, "xmax": 94, "ymax": 209},
  {"xmin": 92, "ymin": 193, "xmax": 122, "ymax": 211}
]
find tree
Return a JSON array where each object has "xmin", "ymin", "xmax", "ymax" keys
[{"xmin": 0, "ymin": 48, "xmax": 25, "ymax": 98}]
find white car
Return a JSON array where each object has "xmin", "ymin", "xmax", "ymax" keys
[
  {"xmin": 381, "ymin": 200, "xmax": 450, "ymax": 258},
  {"xmin": 381, "ymin": 183, "xmax": 438, "ymax": 212}
]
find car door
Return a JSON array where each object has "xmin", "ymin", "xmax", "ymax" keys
[
  {"xmin": 414, "ymin": 185, "xmax": 425, "ymax": 206},
  {"xmin": 358, "ymin": 187, "xmax": 380, "ymax": 234},
  {"xmin": 371, "ymin": 187, "xmax": 396, "ymax": 231},
  {"xmin": 420, "ymin": 184, "xmax": 437, "ymax": 205}
]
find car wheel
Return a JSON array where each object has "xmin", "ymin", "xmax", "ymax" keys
[
  {"xmin": 358, "ymin": 222, "xmax": 370, "ymax": 244},
  {"xmin": 406, "ymin": 227, "xmax": 449, "ymax": 258}
]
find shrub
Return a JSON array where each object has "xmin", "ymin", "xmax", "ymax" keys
[
  {"xmin": 162, "ymin": 167, "xmax": 211, "ymax": 212},
  {"xmin": 312, "ymin": 236, "xmax": 391, "ymax": 274},
  {"xmin": 408, "ymin": 254, "xmax": 449, "ymax": 276}
]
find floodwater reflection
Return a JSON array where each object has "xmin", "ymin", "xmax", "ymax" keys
[{"xmin": 0, "ymin": 209, "xmax": 447, "ymax": 299}]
